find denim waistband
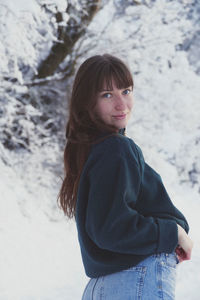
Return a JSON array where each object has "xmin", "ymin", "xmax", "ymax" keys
[
  {"xmin": 152, "ymin": 251, "xmax": 179, "ymax": 264},
  {"xmin": 152, "ymin": 252, "xmax": 172, "ymax": 258}
]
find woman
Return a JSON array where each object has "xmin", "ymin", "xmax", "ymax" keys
[{"xmin": 58, "ymin": 54, "xmax": 193, "ymax": 299}]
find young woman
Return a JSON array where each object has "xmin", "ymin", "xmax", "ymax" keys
[{"xmin": 58, "ymin": 54, "xmax": 193, "ymax": 299}]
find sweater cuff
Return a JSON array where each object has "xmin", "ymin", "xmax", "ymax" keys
[{"xmin": 156, "ymin": 218, "xmax": 178, "ymax": 253}]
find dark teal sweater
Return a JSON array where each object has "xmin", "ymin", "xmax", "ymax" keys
[{"xmin": 75, "ymin": 130, "xmax": 189, "ymax": 278}]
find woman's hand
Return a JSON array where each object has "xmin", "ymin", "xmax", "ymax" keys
[{"xmin": 176, "ymin": 224, "xmax": 194, "ymax": 263}]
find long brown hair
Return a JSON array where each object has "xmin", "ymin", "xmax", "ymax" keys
[{"xmin": 57, "ymin": 54, "xmax": 134, "ymax": 219}]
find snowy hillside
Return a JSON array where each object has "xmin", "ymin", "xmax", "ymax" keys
[{"xmin": 0, "ymin": 0, "xmax": 200, "ymax": 299}]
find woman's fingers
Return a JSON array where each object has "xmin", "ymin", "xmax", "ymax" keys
[
  {"xmin": 177, "ymin": 224, "xmax": 194, "ymax": 262},
  {"xmin": 175, "ymin": 245, "xmax": 193, "ymax": 262}
]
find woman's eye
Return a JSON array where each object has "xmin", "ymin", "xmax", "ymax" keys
[
  {"xmin": 122, "ymin": 89, "xmax": 131, "ymax": 95},
  {"xmin": 102, "ymin": 93, "xmax": 112, "ymax": 98}
]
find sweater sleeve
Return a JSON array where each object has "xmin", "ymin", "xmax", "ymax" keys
[
  {"xmin": 85, "ymin": 147, "xmax": 179, "ymax": 255},
  {"xmin": 134, "ymin": 142, "xmax": 190, "ymax": 234}
]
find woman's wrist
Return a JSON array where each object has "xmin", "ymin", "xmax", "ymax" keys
[{"xmin": 177, "ymin": 224, "xmax": 185, "ymax": 243}]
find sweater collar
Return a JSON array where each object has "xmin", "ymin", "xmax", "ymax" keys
[
  {"xmin": 95, "ymin": 127, "xmax": 126, "ymax": 140},
  {"xmin": 118, "ymin": 128, "xmax": 126, "ymax": 135}
]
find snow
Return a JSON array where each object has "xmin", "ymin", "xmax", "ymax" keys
[
  {"xmin": 0, "ymin": 145, "xmax": 200, "ymax": 300},
  {"xmin": 0, "ymin": 144, "xmax": 84, "ymax": 300},
  {"xmin": 0, "ymin": 0, "xmax": 69, "ymax": 81},
  {"xmin": 0, "ymin": 0, "xmax": 200, "ymax": 299},
  {"xmin": 0, "ymin": 0, "xmax": 39, "ymax": 15}
]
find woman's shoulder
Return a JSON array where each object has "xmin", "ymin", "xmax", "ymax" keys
[
  {"xmin": 80, "ymin": 134, "xmax": 144, "ymax": 178},
  {"xmin": 90, "ymin": 134, "xmax": 141, "ymax": 163},
  {"xmin": 91, "ymin": 134, "xmax": 129, "ymax": 153}
]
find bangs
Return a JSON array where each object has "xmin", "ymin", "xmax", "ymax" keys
[{"xmin": 95, "ymin": 63, "xmax": 134, "ymax": 92}]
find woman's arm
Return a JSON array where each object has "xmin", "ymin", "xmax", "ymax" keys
[
  {"xmin": 86, "ymin": 147, "xmax": 179, "ymax": 256},
  {"xmin": 177, "ymin": 224, "xmax": 194, "ymax": 262},
  {"xmin": 133, "ymin": 141, "xmax": 190, "ymax": 234}
]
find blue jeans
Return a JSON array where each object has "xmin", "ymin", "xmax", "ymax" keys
[{"xmin": 82, "ymin": 251, "xmax": 180, "ymax": 300}]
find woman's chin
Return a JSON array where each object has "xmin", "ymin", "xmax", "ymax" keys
[{"xmin": 112, "ymin": 120, "xmax": 127, "ymax": 129}]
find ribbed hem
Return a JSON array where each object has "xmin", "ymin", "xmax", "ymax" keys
[{"xmin": 156, "ymin": 218, "xmax": 178, "ymax": 253}]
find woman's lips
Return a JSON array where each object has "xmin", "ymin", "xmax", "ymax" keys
[{"xmin": 113, "ymin": 114, "xmax": 126, "ymax": 120}]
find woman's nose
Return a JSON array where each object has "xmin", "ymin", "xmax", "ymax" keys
[{"xmin": 115, "ymin": 95, "xmax": 126, "ymax": 110}]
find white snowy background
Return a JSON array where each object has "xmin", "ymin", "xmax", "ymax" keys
[{"xmin": 0, "ymin": 0, "xmax": 200, "ymax": 299}]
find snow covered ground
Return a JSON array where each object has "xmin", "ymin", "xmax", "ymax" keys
[
  {"xmin": 1, "ymin": 150, "xmax": 200, "ymax": 300},
  {"xmin": 0, "ymin": 0, "xmax": 200, "ymax": 299}
]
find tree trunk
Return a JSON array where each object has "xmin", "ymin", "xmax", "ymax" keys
[{"xmin": 36, "ymin": 0, "xmax": 101, "ymax": 79}]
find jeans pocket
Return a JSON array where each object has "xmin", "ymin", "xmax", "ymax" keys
[
  {"xmin": 157, "ymin": 256, "xmax": 177, "ymax": 300},
  {"xmin": 122, "ymin": 265, "xmax": 146, "ymax": 272},
  {"xmin": 174, "ymin": 252, "xmax": 180, "ymax": 264},
  {"xmin": 98, "ymin": 266, "xmax": 147, "ymax": 300},
  {"xmin": 165, "ymin": 252, "xmax": 178, "ymax": 269},
  {"xmin": 122, "ymin": 266, "xmax": 147, "ymax": 299}
]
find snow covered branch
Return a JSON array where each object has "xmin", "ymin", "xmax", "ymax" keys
[{"xmin": 36, "ymin": 0, "xmax": 101, "ymax": 78}]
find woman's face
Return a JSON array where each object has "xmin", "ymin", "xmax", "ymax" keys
[{"xmin": 94, "ymin": 79, "xmax": 134, "ymax": 129}]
